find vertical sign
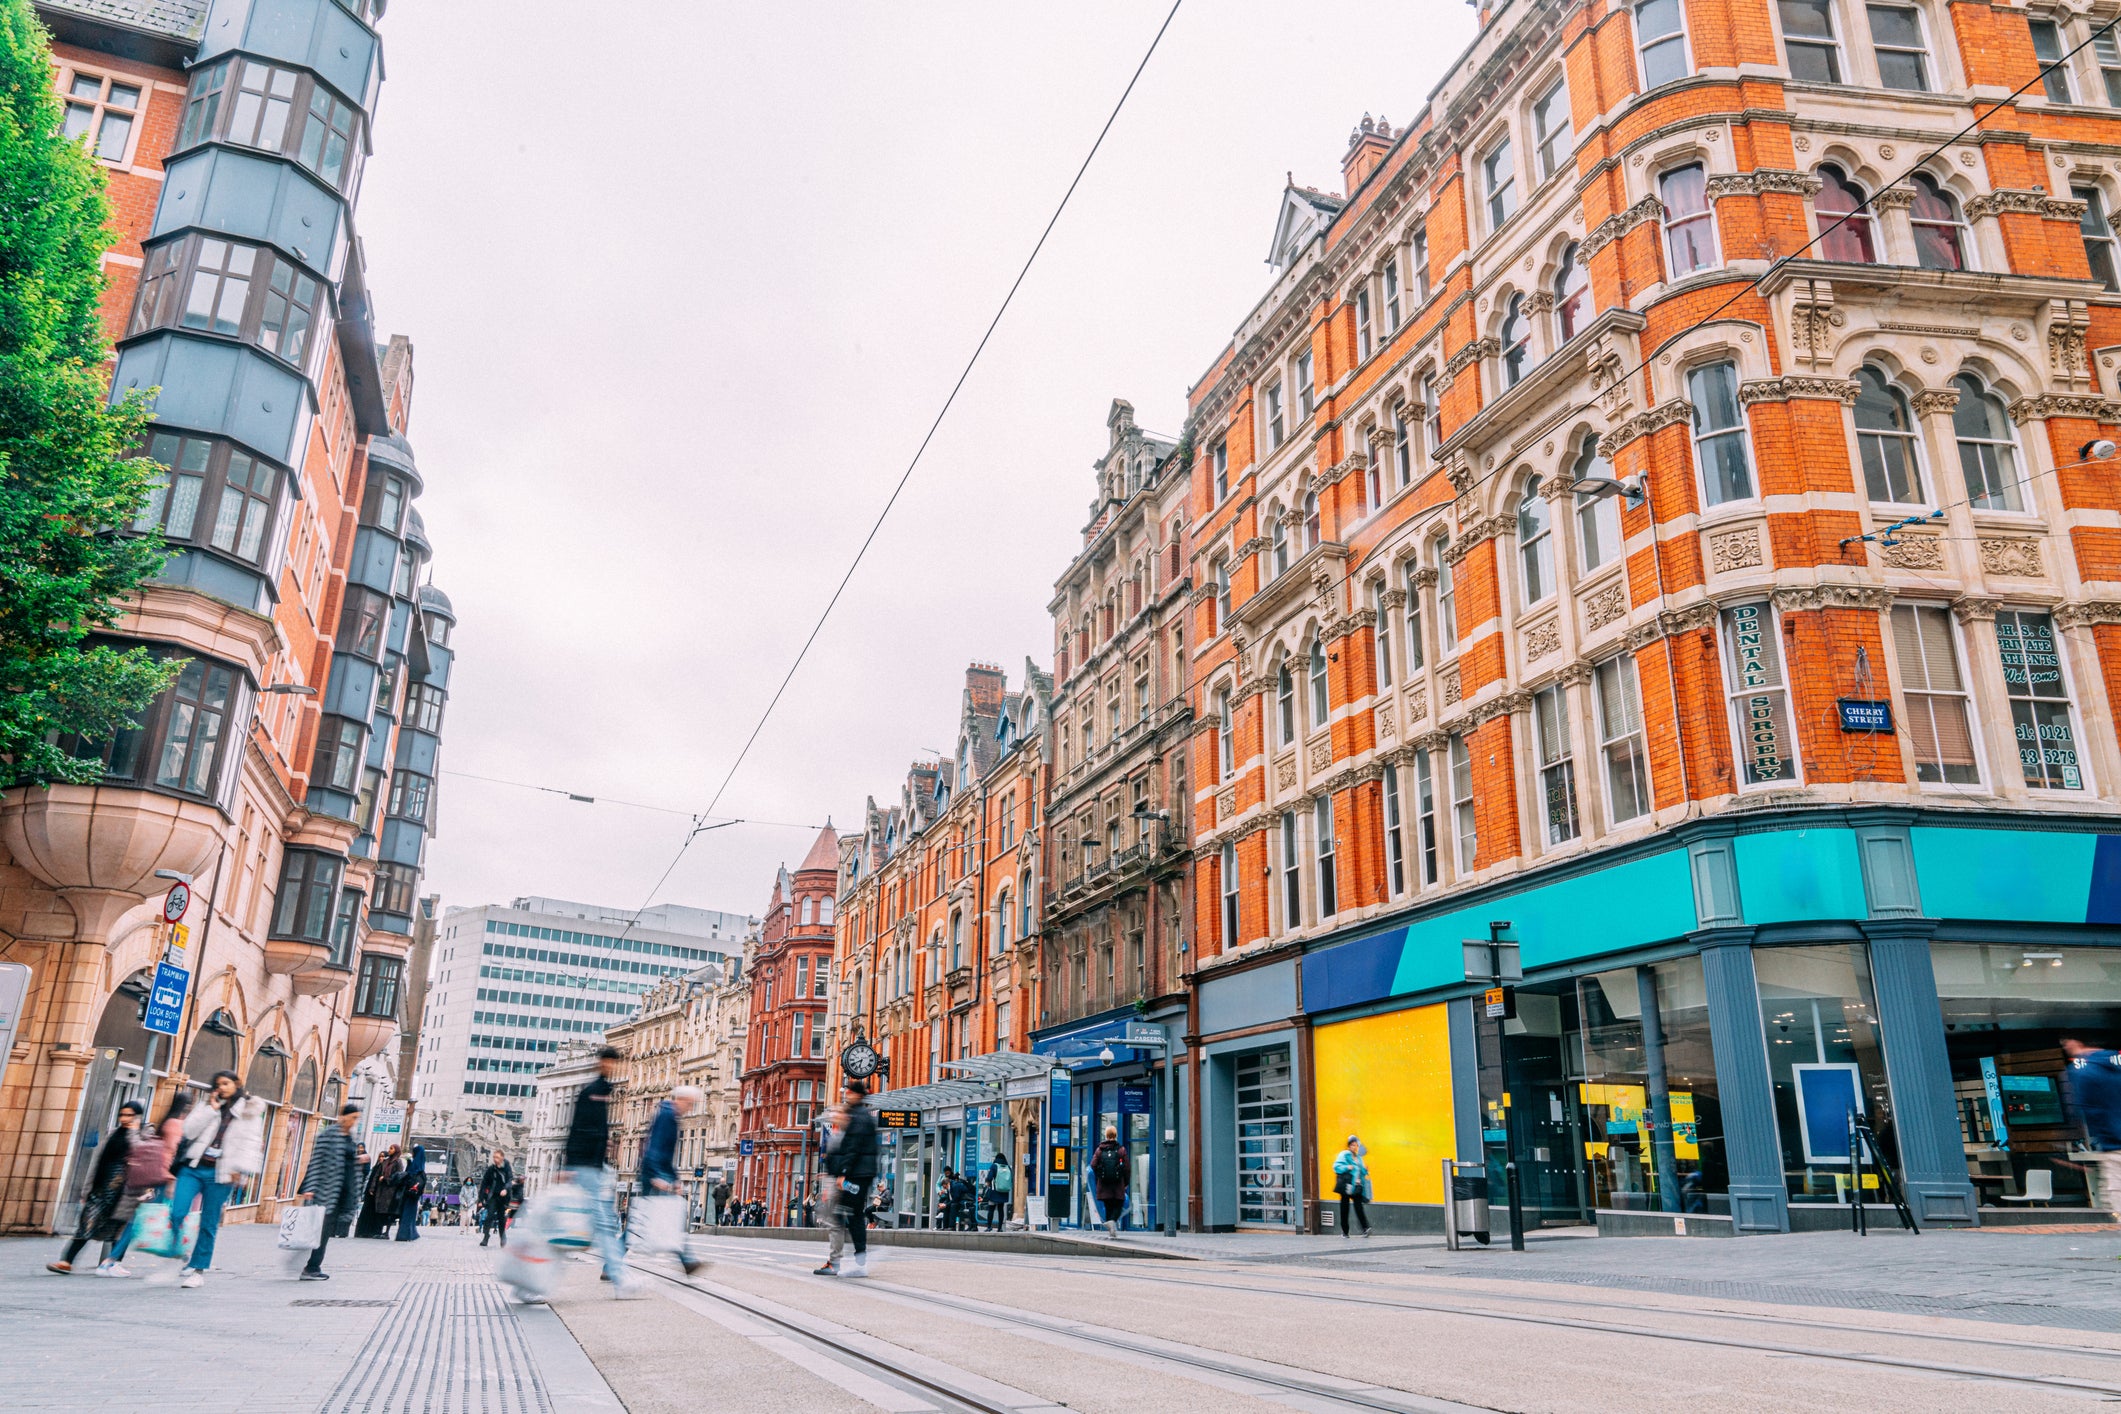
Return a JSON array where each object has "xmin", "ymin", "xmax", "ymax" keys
[
  {"xmin": 1046, "ymin": 1066, "xmax": 1073, "ymax": 1227},
  {"xmin": 1728, "ymin": 603, "xmax": 1786, "ymax": 783},
  {"xmin": 1979, "ymin": 1055, "xmax": 2010, "ymax": 1152}
]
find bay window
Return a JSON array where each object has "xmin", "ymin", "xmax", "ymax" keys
[
  {"xmin": 129, "ymin": 234, "xmax": 324, "ymax": 372},
  {"xmin": 271, "ymin": 848, "xmax": 345, "ymax": 944},
  {"xmin": 372, "ymin": 861, "xmax": 419, "ymax": 918},
  {"xmin": 176, "ymin": 56, "xmax": 366, "ymax": 193},
  {"xmin": 337, "ymin": 586, "xmax": 389, "ymax": 661},
  {"xmin": 310, "ymin": 714, "xmax": 366, "ymax": 793},
  {"xmin": 405, "ymin": 681, "xmax": 447, "ymax": 734},
  {"xmin": 353, "ymin": 951, "xmax": 403, "ymax": 1019},
  {"xmin": 59, "ymin": 643, "xmax": 248, "ymax": 803}
]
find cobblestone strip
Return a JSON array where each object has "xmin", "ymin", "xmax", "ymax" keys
[{"xmin": 316, "ymin": 1279, "xmax": 549, "ymax": 1414}]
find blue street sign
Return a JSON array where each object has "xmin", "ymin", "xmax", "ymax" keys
[
  {"xmin": 142, "ymin": 962, "xmax": 189, "ymax": 1036},
  {"xmin": 1837, "ymin": 698, "xmax": 1892, "ymax": 732},
  {"xmin": 738, "ymin": 1138, "xmax": 755, "ymax": 1156}
]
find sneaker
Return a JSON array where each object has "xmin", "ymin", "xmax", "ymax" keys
[
  {"xmin": 612, "ymin": 1280, "xmax": 648, "ymax": 1300},
  {"xmin": 178, "ymin": 1270, "xmax": 204, "ymax": 1289},
  {"xmin": 1361, "ymin": 1228, "xmax": 1373, "ymax": 1238},
  {"xmin": 812, "ymin": 1263, "xmax": 838, "ymax": 1276},
  {"xmin": 45, "ymin": 1261, "xmax": 71, "ymax": 1275},
  {"xmin": 846, "ymin": 1257, "xmax": 869, "ymax": 1279},
  {"xmin": 299, "ymin": 1270, "xmax": 330, "ymax": 1282},
  {"xmin": 680, "ymin": 1256, "xmax": 704, "ymax": 1277}
]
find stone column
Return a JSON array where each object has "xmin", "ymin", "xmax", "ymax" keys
[{"xmin": 1698, "ymin": 931, "xmax": 1790, "ymax": 1234}]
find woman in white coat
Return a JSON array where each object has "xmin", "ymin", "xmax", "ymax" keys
[{"xmin": 168, "ymin": 1071, "xmax": 268, "ymax": 1288}]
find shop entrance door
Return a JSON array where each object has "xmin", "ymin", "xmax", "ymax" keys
[{"xmin": 1235, "ymin": 1048, "xmax": 1296, "ymax": 1227}]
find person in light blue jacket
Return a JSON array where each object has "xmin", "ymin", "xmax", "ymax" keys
[{"xmin": 1332, "ymin": 1135, "xmax": 1373, "ymax": 1238}]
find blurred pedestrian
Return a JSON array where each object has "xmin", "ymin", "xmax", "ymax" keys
[
  {"xmin": 1090, "ymin": 1127, "xmax": 1129, "ymax": 1238},
  {"xmin": 105, "ymin": 1091, "xmax": 190, "ymax": 1272},
  {"xmin": 814, "ymin": 1080, "xmax": 879, "ymax": 1277},
  {"xmin": 295, "ymin": 1103, "xmax": 363, "ymax": 1281},
  {"xmin": 2063, "ymin": 1037, "xmax": 2121, "ymax": 1219},
  {"xmin": 711, "ymin": 1177, "xmax": 732, "ymax": 1226},
  {"xmin": 478, "ymin": 1150, "xmax": 517, "ymax": 1248},
  {"xmin": 48, "ymin": 1100, "xmax": 146, "ymax": 1274},
  {"xmin": 1333, "ymin": 1134, "xmax": 1374, "ymax": 1238},
  {"xmin": 395, "ymin": 1145, "xmax": 427, "ymax": 1241},
  {"xmin": 559, "ymin": 1046, "xmax": 636, "ymax": 1295},
  {"xmin": 358, "ymin": 1145, "xmax": 403, "ymax": 1238},
  {"xmin": 636, "ymin": 1086, "xmax": 704, "ymax": 1275},
  {"xmin": 169, "ymin": 1071, "xmax": 267, "ymax": 1288}
]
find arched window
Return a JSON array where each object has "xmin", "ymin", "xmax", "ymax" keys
[
  {"xmin": 1854, "ymin": 366, "xmax": 1925, "ymax": 504},
  {"xmin": 1436, "ymin": 537, "xmax": 1458, "ymax": 651},
  {"xmin": 1570, "ymin": 434, "xmax": 1623, "ymax": 573},
  {"xmin": 1393, "ymin": 406, "xmax": 1413, "ymax": 485},
  {"xmin": 1518, "ymin": 477, "xmax": 1554, "ymax": 603},
  {"xmin": 1277, "ymin": 660, "xmax": 1296, "ymax": 744},
  {"xmin": 1816, "ymin": 165, "xmax": 1876, "ymax": 262},
  {"xmin": 1909, "ymin": 173, "xmax": 1967, "ymax": 270},
  {"xmin": 820, "ymin": 896, "xmax": 834, "ymax": 924},
  {"xmin": 1501, "ymin": 293, "xmax": 1531, "ymax": 387},
  {"xmin": 1951, "ymin": 373, "xmax": 2023, "ymax": 511},
  {"xmin": 995, "ymin": 887, "xmax": 1012, "ymax": 953},
  {"xmin": 1019, "ymin": 869, "xmax": 1033, "ymax": 936},
  {"xmin": 1302, "ymin": 489, "xmax": 1321, "ymax": 549},
  {"xmin": 1216, "ymin": 689, "xmax": 1234, "ymax": 780},
  {"xmin": 1660, "ymin": 164, "xmax": 1716, "ymax": 275},
  {"xmin": 1308, "ymin": 634, "xmax": 1330, "ymax": 728},
  {"xmin": 1362, "ymin": 434, "xmax": 1382, "ymax": 515},
  {"xmin": 1271, "ymin": 512, "xmax": 1289, "ymax": 576},
  {"xmin": 800, "ymin": 897, "xmax": 814, "ymax": 926},
  {"xmin": 1404, "ymin": 557, "xmax": 1426, "ymax": 671},
  {"xmin": 1554, "ymin": 241, "xmax": 1590, "ymax": 341}
]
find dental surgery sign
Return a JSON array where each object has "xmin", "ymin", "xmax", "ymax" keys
[{"xmin": 1727, "ymin": 602, "xmax": 1790, "ymax": 784}]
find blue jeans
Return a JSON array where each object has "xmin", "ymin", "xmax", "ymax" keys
[
  {"xmin": 569, "ymin": 1166, "xmax": 627, "ymax": 1283},
  {"xmin": 169, "ymin": 1165, "xmax": 231, "ymax": 1271}
]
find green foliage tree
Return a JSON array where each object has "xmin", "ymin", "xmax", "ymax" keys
[{"xmin": 0, "ymin": 0, "xmax": 178, "ymax": 788}]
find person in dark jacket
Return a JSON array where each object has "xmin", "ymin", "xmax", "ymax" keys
[
  {"xmin": 2063, "ymin": 1037, "xmax": 2121, "ymax": 1218},
  {"xmin": 637, "ymin": 1087, "xmax": 704, "ymax": 1274},
  {"xmin": 1090, "ymin": 1126, "xmax": 1129, "ymax": 1237},
  {"xmin": 559, "ymin": 1047, "xmax": 632, "ymax": 1292},
  {"xmin": 295, "ymin": 1103, "xmax": 364, "ymax": 1280},
  {"xmin": 48, "ymin": 1100, "xmax": 145, "ymax": 1274},
  {"xmin": 814, "ymin": 1080, "xmax": 880, "ymax": 1277},
  {"xmin": 477, "ymin": 1151, "xmax": 517, "ymax": 1247},
  {"xmin": 711, "ymin": 1178, "xmax": 732, "ymax": 1226},
  {"xmin": 394, "ymin": 1145, "xmax": 427, "ymax": 1241},
  {"xmin": 358, "ymin": 1145, "xmax": 403, "ymax": 1238}
]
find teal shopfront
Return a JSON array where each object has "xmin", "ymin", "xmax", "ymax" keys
[{"xmin": 1291, "ymin": 808, "xmax": 2121, "ymax": 1234}]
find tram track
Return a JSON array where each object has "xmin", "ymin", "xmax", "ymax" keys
[{"xmin": 686, "ymin": 1237, "xmax": 2121, "ymax": 1402}]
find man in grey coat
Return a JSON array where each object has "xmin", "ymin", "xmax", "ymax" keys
[{"xmin": 296, "ymin": 1103, "xmax": 364, "ymax": 1281}]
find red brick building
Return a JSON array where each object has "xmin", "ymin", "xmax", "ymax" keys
[{"xmin": 736, "ymin": 827, "xmax": 838, "ymax": 1222}]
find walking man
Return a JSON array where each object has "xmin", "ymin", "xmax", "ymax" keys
[
  {"xmin": 711, "ymin": 1176, "xmax": 732, "ymax": 1226},
  {"xmin": 637, "ymin": 1086, "xmax": 705, "ymax": 1275},
  {"xmin": 295, "ymin": 1103, "xmax": 364, "ymax": 1280},
  {"xmin": 2063, "ymin": 1037, "xmax": 2121, "ymax": 1219},
  {"xmin": 478, "ymin": 1150, "xmax": 516, "ymax": 1248},
  {"xmin": 1090, "ymin": 1126, "xmax": 1129, "ymax": 1238},
  {"xmin": 558, "ymin": 1046, "xmax": 637, "ymax": 1295},
  {"xmin": 814, "ymin": 1080, "xmax": 879, "ymax": 1277}
]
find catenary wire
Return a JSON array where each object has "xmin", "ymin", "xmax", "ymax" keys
[
  {"xmin": 437, "ymin": 767, "xmax": 827, "ymax": 828},
  {"xmin": 607, "ymin": 1, "xmax": 1186, "ymax": 936}
]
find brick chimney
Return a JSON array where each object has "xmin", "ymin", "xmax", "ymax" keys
[
  {"xmin": 966, "ymin": 662, "xmax": 1006, "ymax": 716},
  {"xmin": 1342, "ymin": 113, "xmax": 1395, "ymax": 196}
]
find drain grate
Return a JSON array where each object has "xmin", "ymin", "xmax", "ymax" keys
[
  {"xmin": 317, "ymin": 1279, "xmax": 549, "ymax": 1413},
  {"xmin": 293, "ymin": 1298, "xmax": 397, "ymax": 1308}
]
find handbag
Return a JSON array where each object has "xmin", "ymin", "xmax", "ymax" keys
[
  {"xmin": 130, "ymin": 1199, "xmax": 200, "ymax": 1261},
  {"xmin": 125, "ymin": 1134, "xmax": 172, "ymax": 1189},
  {"xmin": 541, "ymin": 1182, "xmax": 595, "ymax": 1249},
  {"xmin": 278, "ymin": 1203, "xmax": 326, "ymax": 1251},
  {"xmin": 628, "ymin": 1193, "xmax": 684, "ymax": 1255}
]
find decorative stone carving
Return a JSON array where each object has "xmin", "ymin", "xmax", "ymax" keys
[
  {"xmin": 1440, "ymin": 666, "xmax": 1462, "ymax": 707},
  {"xmin": 1412, "ymin": 567, "xmax": 1439, "ymax": 589},
  {"xmin": 1583, "ymin": 581, "xmax": 1629, "ymax": 630},
  {"xmin": 1738, "ymin": 375, "xmax": 1862, "ymax": 405},
  {"xmin": 1524, "ymin": 618, "xmax": 1561, "ymax": 661},
  {"xmin": 1910, "ymin": 388, "xmax": 1961, "ymax": 417},
  {"xmin": 1446, "ymin": 516, "xmax": 1513, "ymax": 562},
  {"xmin": 1380, "ymin": 588, "xmax": 1407, "ymax": 612},
  {"xmin": 1521, "ymin": 291, "xmax": 1557, "ymax": 315},
  {"xmin": 2049, "ymin": 298, "xmax": 2093, "ymax": 386},
  {"xmin": 2055, "ymin": 601, "xmax": 2121, "ymax": 628},
  {"xmin": 1558, "ymin": 659, "xmax": 1595, "ymax": 688},
  {"xmin": 1979, "ymin": 538, "xmax": 2044, "ymax": 577},
  {"xmin": 1951, "ymin": 595, "xmax": 2000, "ymax": 623},
  {"xmin": 1790, "ymin": 278, "xmax": 1835, "ymax": 368},
  {"xmin": 1217, "ymin": 789, "xmax": 1236, "ymax": 820},
  {"xmin": 1965, "ymin": 189, "xmax": 2052, "ymax": 220},
  {"xmin": 1869, "ymin": 187, "xmax": 1916, "ymax": 212},
  {"xmin": 2007, "ymin": 393, "xmax": 2115, "ymax": 424},
  {"xmin": 1378, "ymin": 703, "xmax": 1397, "ymax": 738},
  {"xmin": 2043, "ymin": 195, "xmax": 2091, "ymax": 222},
  {"xmin": 1275, "ymin": 756, "xmax": 1297, "ymax": 789},
  {"xmin": 1879, "ymin": 534, "xmax": 1945, "ymax": 570},
  {"xmin": 1625, "ymin": 621, "xmax": 1664, "ymax": 650},
  {"xmin": 1660, "ymin": 603, "xmax": 1720, "ymax": 636},
  {"xmin": 1308, "ymin": 739, "xmax": 1333, "ymax": 770},
  {"xmin": 1579, "ymin": 195, "xmax": 1666, "ymax": 260},
  {"xmin": 1408, "ymin": 684, "xmax": 1428, "ymax": 720},
  {"xmin": 1597, "ymin": 398, "xmax": 1693, "ymax": 458},
  {"xmin": 1709, "ymin": 526, "xmax": 1766, "ymax": 574},
  {"xmin": 1771, "ymin": 584, "xmax": 1895, "ymax": 612},
  {"xmin": 1445, "ymin": 337, "xmax": 1501, "ymax": 379},
  {"xmin": 1706, "ymin": 169, "xmax": 1821, "ymax": 199}
]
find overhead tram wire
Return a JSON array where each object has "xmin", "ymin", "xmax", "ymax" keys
[
  {"xmin": 605, "ymin": 0, "xmax": 1187, "ymax": 942},
  {"xmin": 1163, "ymin": 18, "xmax": 2121, "ymax": 727},
  {"xmin": 438, "ymin": 767, "xmax": 827, "ymax": 829}
]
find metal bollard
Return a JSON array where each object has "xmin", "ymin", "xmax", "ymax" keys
[{"xmin": 1505, "ymin": 1159, "xmax": 1525, "ymax": 1252}]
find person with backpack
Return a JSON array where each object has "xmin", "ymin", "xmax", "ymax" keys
[
  {"xmin": 1090, "ymin": 1127, "xmax": 1130, "ymax": 1237},
  {"xmin": 1333, "ymin": 1134, "xmax": 1374, "ymax": 1238},
  {"xmin": 168, "ymin": 1070, "xmax": 268, "ymax": 1287},
  {"xmin": 48, "ymin": 1099, "xmax": 146, "ymax": 1274},
  {"xmin": 103, "ymin": 1090, "xmax": 190, "ymax": 1273}
]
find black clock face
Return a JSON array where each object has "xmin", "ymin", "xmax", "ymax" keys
[{"xmin": 841, "ymin": 1043, "xmax": 880, "ymax": 1079}]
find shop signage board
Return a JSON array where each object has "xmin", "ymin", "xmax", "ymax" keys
[
  {"xmin": 1979, "ymin": 1056, "xmax": 2010, "ymax": 1150},
  {"xmin": 142, "ymin": 962, "xmax": 190, "ymax": 1036},
  {"xmin": 369, "ymin": 1104, "xmax": 404, "ymax": 1145},
  {"xmin": 1122, "ymin": 1021, "xmax": 1163, "ymax": 1046},
  {"xmin": 1118, "ymin": 1085, "xmax": 1151, "ymax": 1115},
  {"xmin": 1728, "ymin": 602, "xmax": 1789, "ymax": 783},
  {"xmin": 1792, "ymin": 1063, "xmax": 1862, "ymax": 1164},
  {"xmin": 1837, "ymin": 699, "xmax": 1892, "ymax": 732}
]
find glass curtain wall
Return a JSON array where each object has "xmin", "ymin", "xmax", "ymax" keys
[{"xmin": 1578, "ymin": 958, "xmax": 1728, "ymax": 1214}]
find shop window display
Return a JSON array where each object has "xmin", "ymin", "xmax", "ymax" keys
[
  {"xmin": 1755, "ymin": 944, "xmax": 1898, "ymax": 1203},
  {"xmin": 1934, "ymin": 942, "xmax": 2121, "ymax": 1209}
]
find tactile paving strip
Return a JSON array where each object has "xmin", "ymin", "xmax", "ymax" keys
[{"xmin": 316, "ymin": 1280, "xmax": 548, "ymax": 1414}]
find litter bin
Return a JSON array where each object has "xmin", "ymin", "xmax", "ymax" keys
[{"xmin": 1442, "ymin": 1158, "xmax": 1491, "ymax": 1249}]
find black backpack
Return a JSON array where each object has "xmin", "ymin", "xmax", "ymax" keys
[{"xmin": 1093, "ymin": 1143, "xmax": 1126, "ymax": 1184}]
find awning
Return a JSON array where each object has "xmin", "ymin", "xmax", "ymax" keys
[{"xmin": 938, "ymin": 1051, "xmax": 1055, "ymax": 1083}]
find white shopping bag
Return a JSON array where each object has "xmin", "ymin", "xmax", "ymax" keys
[
  {"xmin": 629, "ymin": 1193, "xmax": 684, "ymax": 1256},
  {"xmin": 278, "ymin": 1203, "xmax": 326, "ymax": 1251},
  {"xmin": 539, "ymin": 1182, "xmax": 595, "ymax": 1249}
]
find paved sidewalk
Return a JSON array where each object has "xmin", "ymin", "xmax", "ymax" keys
[{"xmin": 0, "ymin": 1223, "xmax": 615, "ymax": 1412}]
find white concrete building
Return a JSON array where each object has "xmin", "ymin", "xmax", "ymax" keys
[{"xmin": 410, "ymin": 896, "xmax": 755, "ymax": 1122}]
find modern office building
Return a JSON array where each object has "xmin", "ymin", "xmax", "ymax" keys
[
  {"xmin": 0, "ymin": 0, "xmax": 451, "ymax": 1234},
  {"xmin": 1178, "ymin": 0, "xmax": 2121, "ymax": 1236},
  {"xmin": 412, "ymin": 897, "xmax": 755, "ymax": 1122}
]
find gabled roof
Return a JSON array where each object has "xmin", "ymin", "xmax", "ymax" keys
[
  {"xmin": 35, "ymin": 0, "xmax": 205, "ymax": 41},
  {"xmin": 1267, "ymin": 182, "xmax": 1346, "ymax": 272},
  {"xmin": 795, "ymin": 822, "xmax": 839, "ymax": 876}
]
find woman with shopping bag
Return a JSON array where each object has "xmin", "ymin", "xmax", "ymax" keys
[
  {"xmin": 289, "ymin": 1103, "xmax": 363, "ymax": 1281},
  {"xmin": 104, "ymin": 1091, "xmax": 191, "ymax": 1273},
  {"xmin": 167, "ymin": 1072, "xmax": 269, "ymax": 1288},
  {"xmin": 47, "ymin": 1100, "xmax": 147, "ymax": 1274}
]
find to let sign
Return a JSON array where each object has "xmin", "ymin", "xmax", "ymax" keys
[{"xmin": 142, "ymin": 962, "xmax": 190, "ymax": 1036}]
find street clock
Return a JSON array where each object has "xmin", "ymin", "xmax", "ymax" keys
[{"xmin": 839, "ymin": 1040, "xmax": 881, "ymax": 1080}]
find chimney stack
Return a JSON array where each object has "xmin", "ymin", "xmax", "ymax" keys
[{"xmin": 1342, "ymin": 114, "xmax": 1395, "ymax": 196}]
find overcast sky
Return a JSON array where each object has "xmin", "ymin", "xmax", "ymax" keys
[{"xmin": 357, "ymin": 1, "xmax": 1479, "ymax": 924}]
